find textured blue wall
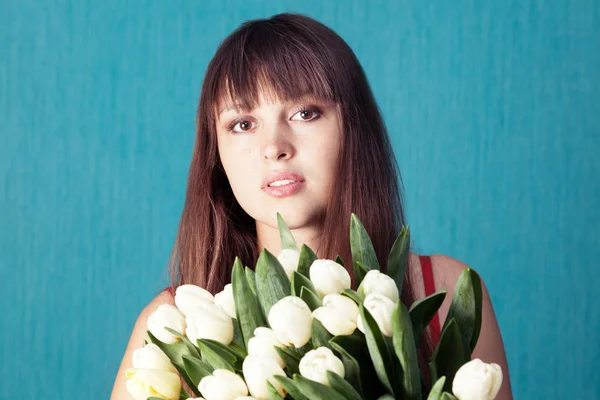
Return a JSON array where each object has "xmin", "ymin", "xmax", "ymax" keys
[{"xmin": 1, "ymin": 1, "xmax": 598, "ymax": 398}]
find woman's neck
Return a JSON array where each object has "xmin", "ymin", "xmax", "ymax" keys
[{"xmin": 255, "ymin": 221, "xmax": 324, "ymax": 258}]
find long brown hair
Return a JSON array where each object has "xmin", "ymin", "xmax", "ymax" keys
[{"xmin": 169, "ymin": 12, "xmax": 435, "ymax": 359}]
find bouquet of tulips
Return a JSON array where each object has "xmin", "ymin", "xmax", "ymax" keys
[{"xmin": 125, "ymin": 214, "xmax": 502, "ymax": 400}]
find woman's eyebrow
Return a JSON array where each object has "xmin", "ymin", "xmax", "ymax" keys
[
  {"xmin": 218, "ymin": 96, "xmax": 331, "ymax": 117},
  {"xmin": 218, "ymin": 104, "xmax": 244, "ymax": 116}
]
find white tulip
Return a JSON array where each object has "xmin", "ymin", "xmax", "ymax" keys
[
  {"xmin": 312, "ymin": 294, "xmax": 358, "ymax": 336},
  {"xmin": 452, "ymin": 358, "xmax": 503, "ymax": 400},
  {"xmin": 147, "ymin": 304, "xmax": 186, "ymax": 344},
  {"xmin": 215, "ymin": 283, "xmax": 236, "ymax": 319},
  {"xmin": 132, "ymin": 343, "xmax": 176, "ymax": 373},
  {"xmin": 186, "ymin": 299, "xmax": 234, "ymax": 345},
  {"xmin": 277, "ymin": 248, "xmax": 301, "ymax": 279},
  {"xmin": 235, "ymin": 397, "xmax": 257, "ymax": 400},
  {"xmin": 268, "ymin": 296, "xmax": 313, "ymax": 348},
  {"xmin": 247, "ymin": 327, "xmax": 285, "ymax": 368},
  {"xmin": 299, "ymin": 347, "xmax": 345, "ymax": 386},
  {"xmin": 359, "ymin": 270, "xmax": 400, "ymax": 303},
  {"xmin": 357, "ymin": 293, "xmax": 395, "ymax": 337},
  {"xmin": 243, "ymin": 355, "xmax": 287, "ymax": 399},
  {"xmin": 199, "ymin": 369, "xmax": 249, "ymax": 400},
  {"xmin": 175, "ymin": 284, "xmax": 215, "ymax": 316},
  {"xmin": 125, "ymin": 368, "xmax": 181, "ymax": 400},
  {"xmin": 309, "ymin": 259, "xmax": 351, "ymax": 297}
]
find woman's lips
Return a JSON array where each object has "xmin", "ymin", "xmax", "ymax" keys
[
  {"xmin": 262, "ymin": 180, "xmax": 306, "ymax": 198},
  {"xmin": 261, "ymin": 171, "xmax": 306, "ymax": 198}
]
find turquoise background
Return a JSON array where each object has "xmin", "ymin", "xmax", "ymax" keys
[{"xmin": 1, "ymin": 0, "xmax": 598, "ymax": 398}]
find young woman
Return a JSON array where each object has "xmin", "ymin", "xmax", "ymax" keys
[{"xmin": 111, "ymin": 13, "xmax": 513, "ymax": 399}]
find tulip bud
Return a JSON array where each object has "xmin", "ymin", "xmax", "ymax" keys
[
  {"xmin": 198, "ymin": 369, "xmax": 249, "ymax": 400},
  {"xmin": 452, "ymin": 358, "xmax": 503, "ymax": 400},
  {"xmin": 309, "ymin": 259, "xmax": 351, "ymax": 297},
  {"xmin": 147, "ymin": 304, "xmax": 186, "ymax": 344},
  {"xmin": 299, "ymin": 347, "xmax": 345, "ymax": 386},
  {"xmin": 215, "ymin": 283, "xmax": 236, "ymax": 319},
  {"xmin": 357, "ymin": 293, "xmax": 395, "ymax": 337},
  {"xmin": 358, "ymin": 270, "xmax": 399, "ymax": 303},
  {"xmin": 247, "ymin": 327, "xmax": 285, "ymax": 368},
  {"xmin": 277, "ymin": 248, "xmax": 301, "ymax": 279},
  {"xmin": 125, "ymin": 368, "xmax": 181, "ymax": 400},
  {"xmin": 268, "ymin": 296, "xmax": 312, "ymax": 348},
  {"xmin": 312, "ymin": 294, "xmax": 359, "ymax": 336},
  {"xmin": 243, "ymin": 355, "xmax": 287, "ymax": 399},
  {"xmin": 186, "ymin": 299, "xmax": 234, "ymax": 345},
  {"xmin": 175, "ymin": 284, "xmax": 215, "ymax": 317},
  {"xmin": 132, "ymin": 343, "xmax": 176, "ymax": 372}
]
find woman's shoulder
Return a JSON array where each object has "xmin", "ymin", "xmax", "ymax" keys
[
  {"xmin": 406, "ymin": 253, "xmax": 470, "ymax": 289},
  {"xmin": 110, "ymin": 289, "xmax": 176, "ymax": 399}
]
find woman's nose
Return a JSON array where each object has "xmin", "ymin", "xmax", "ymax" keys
[{"xmin": 262, "ymin": 125, "xmax": 295, "ymax": 161}]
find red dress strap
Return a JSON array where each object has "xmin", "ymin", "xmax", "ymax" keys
[
  {"xmin": 420, "ymin": 255, "xmax": 441, "ymax": 346},
  {"xmin": 163, "ymin": 286, "xmax": 174, "ymax": 296}
]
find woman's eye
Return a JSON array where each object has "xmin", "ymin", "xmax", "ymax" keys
[
  {"xmin": 291, "ymin": 107, "xmax": 321, "ymax": 121},
  {"xmin": 228, "ymin": 119, "xmax": 256, "ymax": 134}
]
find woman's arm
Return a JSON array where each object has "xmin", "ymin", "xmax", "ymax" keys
[
  {"xmin": 110, "ymin": 290, "xmax": 174, "ymax": 400},
  {"xmin": 431, "ymin": 255, "xmax": 513, "ymax": 400}
]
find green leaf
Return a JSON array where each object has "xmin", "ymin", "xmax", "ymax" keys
[
  {"xmin": 359, "ymin": 304, "xmax": 395, "ymax": 395},
  {"xmin": 178, "ymin": 386, "xmax": 191, "ymax": 400},
  {"xmin": 146, "ymin": 331, "xmax": 200, "ymax": 396},
  {"xmin": 442, "ymin": 268, "xmax": 483, "ymax": 359},
  {"xmin": 350, "ymin": 214, "xmax": 380, "ymax": 285},
  {"xmin": 311, "ymin": 318, "xmax": 333, "ymax": 348},
  {"xmin": 297, "ymin": 244, "xmax": 318, "ymax": 278},
  {"xmin": 441, "ymin": 393, "xmax": 459, "ymax": 400},
  {"xmin": 275, "ymin": 346, "xmax": 301, "ymax": 375},
  {"xmin": 355, "ymin": 261, "xmax": 371, "ymax": 288},
  {"xmin": 341, "ymin": 288, "xmax": 363, "ymax": 305},
  {"xmin": 377, "ymin": 395, "xmax": 395, "ymax": 400},
  {"xmin": 231, "ymin": 318, "xmax": 247, "ymax": 356},
  {"xmin": 197, "ymin": 339, "xmax": 239, "ymax": 371},
  {"xmin": 267, "ymin": 380, "xmax": 286, "ymax": 400},
  {"xmin": 387, "ymin": 225, "xmax": 410, "ymax": 294},
  {"xmin": 335, "ymin": 255, "xmax": 345, "ymax": 267},
  {"xmin": 326, "ymin": 370, "xmax": 362, "ymax": 400},
  {"xmin": 182, "ymin": 355, "xmax": 212, "ymax": 387},
  {"xmin": 329, "ymin": 341, "xmax": 364, "ymax": 397},
  {"xmin": 429, "ymin": 319, "xmax": 466, "ymax": 392},
  {"xmin": 273, "ymin": 375, "xmax": 311, "ymax": 400},
  {"xmin": 292, "ymin": 374, "xmax": 347, "ymax": 400},
  {"xmin": 426, "ymin": 376, "xmax": 446, "ymax": 400},
  {"xmin": 256, "ymin": 249, "xmax": 292, "ymax": 319},
  {"xmin": 278, "ymin": 212, "xmax": 299, "ymax": 250},
  {"xmin": 329, "ymin": 335, "xmax": 365, "ymax": 360},
  {"xmin": 391, "ymin": 302, "xmax": 421, "ymax": 400},
  {"xmin": 232, "ymin": 258, "xmax": 266, "ymax": 348},
  {"xmin": 409, "ymin": 289, "xmax": 447, "ymax": 347},
  {"xmin": 145, "ymin": 330, "xmax": 195, "ymax": 369},
  {"xmin": 300, "ymin": 286, "xmax": 323, "ymax": 311},
  {"xmin": 245, "ymin": 266, "xmax": 257, "ymax": 296},
  {"xmin": 291, "ymin": 271, "xmax": 318, "ymax": 297},
  {"xmin": 163, "ymin": 327, "xmax": 201, "ymax": 358}
]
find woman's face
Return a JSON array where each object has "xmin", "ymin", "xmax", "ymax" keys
[{"xmin": 216, "ymin": 92, "xmax": 342, "ymax": 230}]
